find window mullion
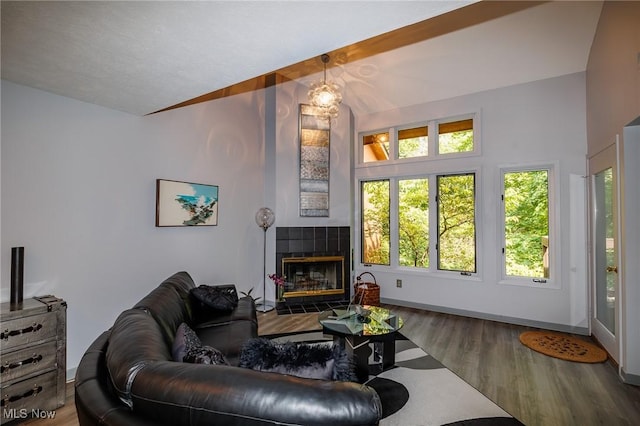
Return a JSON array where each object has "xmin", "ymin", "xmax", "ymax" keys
[
  {"xmin": 390, "ymin": 178, "xmax": 400, "ymax": 267},
  {"xmin": 429, "ymin": 175, "xmax": 438, "ymax": 270}
]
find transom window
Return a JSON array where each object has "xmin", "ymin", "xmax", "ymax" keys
[{"xmin": 361, "ymin": 116, "xmax": 476, "ymax": 163}]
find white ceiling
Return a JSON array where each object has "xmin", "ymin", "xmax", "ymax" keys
[{"xmin": 1, "ymin": 1, "xmax": 603, "ymax": 116}]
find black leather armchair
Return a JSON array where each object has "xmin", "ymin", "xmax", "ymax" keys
[{"xmin": 75, "ymin": 271, "xmax": 382, "ymax": 425}]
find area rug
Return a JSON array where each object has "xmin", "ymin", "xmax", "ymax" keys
[
  {"xmin": 519, "ymin": 331, "xmax": 608, "ymax": 363},
  {"xmin": 269, "ymin": 331, "xmax": 523, "ymax": 426}
]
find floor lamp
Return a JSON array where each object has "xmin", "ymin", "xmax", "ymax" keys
[{"xmin": 255, "ymin": 207, "xmax": 275, "ymax": 312}]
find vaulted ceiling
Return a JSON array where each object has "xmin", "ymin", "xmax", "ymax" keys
[{"xmin": 1, "ymin": 1, "xmax": 603, "ymax": 116}]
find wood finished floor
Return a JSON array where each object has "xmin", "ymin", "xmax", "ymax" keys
[{"xmin": 21, "ymin": 305, "xmax": 640, "ymax": 426}]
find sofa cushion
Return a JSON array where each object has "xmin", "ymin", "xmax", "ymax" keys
[
  {"xmin": 239, "ymin": 337, "xmax": 357, "ymax": 382},
  {"xmin": 190, "ymin": 284, "xmax": 238, "ymax": 313},
  {"xmin": 195, "ymin": 319, "xmax": 256, "ymax": 366}
]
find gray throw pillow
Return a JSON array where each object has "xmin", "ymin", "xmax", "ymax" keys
[{"xmin": 172, "ymin": 322, "xmax": 228, "ymax": 365}]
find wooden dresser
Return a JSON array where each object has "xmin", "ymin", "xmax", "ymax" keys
[{"xmin": 1, "ymin": 296, "xmax": 66, "ymax": 422}]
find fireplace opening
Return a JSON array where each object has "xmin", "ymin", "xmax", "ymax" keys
[{"xmin": 281, "ymin": 256, "xmax": 344, "ymax": 299}]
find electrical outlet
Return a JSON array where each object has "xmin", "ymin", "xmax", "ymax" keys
[{"xmin": 396, "ymin": 279, "xmax": 402, "ymax": 288}]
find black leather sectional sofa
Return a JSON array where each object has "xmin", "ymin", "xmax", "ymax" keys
[{"xmin": 74, "ymin": 271, "xmax": 382, "ymax": 425}]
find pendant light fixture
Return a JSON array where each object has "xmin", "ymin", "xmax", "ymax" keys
[{"xmin": 308, "ymin": 54, "xmax": 342, "ymax": 119}]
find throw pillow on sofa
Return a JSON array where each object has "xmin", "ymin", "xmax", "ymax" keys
[
  {"xmin": 239, "ymin": 337, "xmax": 356, "ymax": 382},
  {"xmin": 172, "ymin": 322, "xmax": 228, "ymax": 365},
  {"xmin": 190, "ymin": 285, "xmax": 238, "ymax": 313}
]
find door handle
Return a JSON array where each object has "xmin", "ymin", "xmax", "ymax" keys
[{"xmin": 606, "ymin": 266, "xmax": 618, "ymax": 273}]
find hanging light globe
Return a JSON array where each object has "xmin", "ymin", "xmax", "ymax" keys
[
  {"xmin": 255, "ymin": 207, "xmax": 275, "ymax": 230},
  {"xmin": 308, "ymin": 54, "xmax": 342, "ymax": 119}
]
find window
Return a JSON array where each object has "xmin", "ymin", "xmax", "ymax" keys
[
  {"xmin": 437, "ymin": 173, "xmax": 476, "ymax": 273},
  {"xmin": 360, "ymin": 173, "xmax": 478, "ymax": 273},
  {"xmin": 361, "ymin": 180, "xmax": 390, "ymax": 265},
  {"xmin": 360, "ymin": 115, "xmax": 476, "ymax": 164},
  {"xmin": 438, "ymin": 119, "xmax": 473, "ymax": 154},
  {"xmin": 398, "ymin": 126, "xmax": 428, "ymax": 159},
  {"xmin": 358, "ymin": 112, "xmax": 480, "ymax": 274},
  {"xmin": 363, "ymin": 132, "xmax": 390, "ymax": 163},
  {"xmin": 502, "ymin": 168, "xmax": 551, "ymax": 280},
  {"xmin": 398, "ymin": 178, "xmax": 429, "ymax": 268}
]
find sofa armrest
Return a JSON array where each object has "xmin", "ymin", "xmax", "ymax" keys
[{"xmin": 131, "ymin": 361, "xmax": 382, "ymax": 426}]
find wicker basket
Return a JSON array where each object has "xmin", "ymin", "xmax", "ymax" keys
[{"xmin": 353, "ymin": 272, "xmax": 380, "ymax": 307}]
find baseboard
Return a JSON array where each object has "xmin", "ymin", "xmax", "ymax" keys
[
  {"xmin": 620, "ymin": 368, "xmax": 640, "ymax": 386},
  {"xmin": 67, "ymin": 366, "xmax": 77, "ymax": 382},
  {"xmin": 381, "ymin": 297, "xmax": 590, "ymax": 336}
]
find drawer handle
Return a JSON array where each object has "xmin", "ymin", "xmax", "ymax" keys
[
  {"xmin": 1, "ymin": 385, "xmax": 43, "ymax": 407},
  {"xmin": 1, "ymin": 354, "xmax": 44, "ymax": 374},
  {"xmin": 1, "ymin": 323, "xmax": 44, "ymax": 341}
]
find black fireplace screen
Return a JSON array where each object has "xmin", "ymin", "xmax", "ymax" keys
[{"xmin": 281, "ymin": 256, "xmax": 344, "ymax": 298}]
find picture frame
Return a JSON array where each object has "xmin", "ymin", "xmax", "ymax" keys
[
  {"xmin": 299, "ymin": 104, "xmax": 330, "ymax": 217},
  {"xmin": 156, "ymin": 179, "xmax": 219, "ymax": 227}
]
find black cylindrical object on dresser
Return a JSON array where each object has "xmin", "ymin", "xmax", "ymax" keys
[{"xmin": 10, "ymin": 246, "xmax": 24, "ymax": 306}]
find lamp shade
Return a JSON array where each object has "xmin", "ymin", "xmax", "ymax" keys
[{"xmin": 255, "ymin": 207, "xmax": 275, "ymax": 230}]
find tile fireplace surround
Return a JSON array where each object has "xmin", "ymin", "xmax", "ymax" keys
[{"xmin": 275, "ymin": 226, "xmax": 351, "ymax": 307}]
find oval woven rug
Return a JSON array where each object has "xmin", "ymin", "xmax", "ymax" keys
[{"xmin": 519, "ymin": 331, "xmax": 608, "ymax": 363}]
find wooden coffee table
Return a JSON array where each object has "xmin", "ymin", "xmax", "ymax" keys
[{"xmin": 318, "ymin": 306, "xmax": 403, "ymax": 382}]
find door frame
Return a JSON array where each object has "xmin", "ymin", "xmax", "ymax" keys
[{"xmin": 587, "ymin": 140, "xmax": 622, "ymax": 363}]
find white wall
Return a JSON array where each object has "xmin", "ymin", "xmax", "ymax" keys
[
  {"xmin": 1, "ymin": 80, "xmax": 266, "ymax": 376},
  {"xmin": 354, "ymin": 73, "xmax": 589, "ymax": 331},
  {"xmin": 274, "ymin": 80, "xmax": 352, "ymax": 226}
]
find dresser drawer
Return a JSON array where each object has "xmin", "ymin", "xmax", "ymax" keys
[
  {"xmin": 1, "ymin": 340, "xmax": 58, "ymax": 383},
  {"xmin": 1, "ymin": 311, "xmax": 57, "ymax": 352},
  {"xmin": 0, "ymin": 370, "xmax": 61, "ymax": 421}
]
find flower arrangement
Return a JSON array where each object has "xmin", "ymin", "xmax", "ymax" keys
[
  {"xmin": 268, "ymin": 274, "xmax": 286, "ymax": 287},
  {"xmin": 268, "ymin": 274, "xmax": 287, "ymax": 301}
]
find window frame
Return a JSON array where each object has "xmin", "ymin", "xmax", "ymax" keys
[
  {"xmin": 360, "ymin": 178, "xmax": 391, "ymax": 266},
  {"xmin": 436, "ymin": 172, "xmax": 478, "ymax": 275},
  {"xmin": 357, "ymin": 112, "xmax": 480, "ymax": 166},
  {"xmin": 498, "ymin": 163, "xmax": 559, "ymax": 288},
  {"xmin": 357, "ymin": 168, "xmax": 482, "ymax": 279}
]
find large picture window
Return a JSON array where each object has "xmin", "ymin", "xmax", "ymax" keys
[{"xmin": 360, "ymin": 173, "xmax": 478, "ymax": 273}]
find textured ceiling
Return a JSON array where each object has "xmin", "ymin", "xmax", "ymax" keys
[
  {"xmin": 1, "ymin": 1, "xmax": 603, "ymax": 116},
  {"xmin": 1, "ymin": 0, "xmax": 473, "ymax": 115}
]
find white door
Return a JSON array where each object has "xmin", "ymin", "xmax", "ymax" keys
[{"xmin": 589, "ymin": 143, "xmax": 620, "ymax": 361}]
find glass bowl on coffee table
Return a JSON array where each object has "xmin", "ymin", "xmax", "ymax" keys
[{"xmin": 318, "ymin": 305, "xmax": 403, "ymax": 383}]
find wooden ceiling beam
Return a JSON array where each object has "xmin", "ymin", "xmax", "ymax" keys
[{"xmin": 151, "ymin": 1, "xmax": 545, "ymax": 115}]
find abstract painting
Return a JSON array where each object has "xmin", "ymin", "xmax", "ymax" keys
[
  {"xmin": 299, "ymin": 104, "xmax": 330, "ymax": 217},
  {"xmin": 156, "ymin": 179, "xmax": 218, "ymax": 227}
]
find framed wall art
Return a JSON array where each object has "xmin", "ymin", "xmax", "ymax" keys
[
  {"xmin": 156, "ymin": 179, "xmax": 219, "ymax": 227},
  {"xmin": 299, "ymin": 104, "xmax": 330, "ymax": 217}
]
